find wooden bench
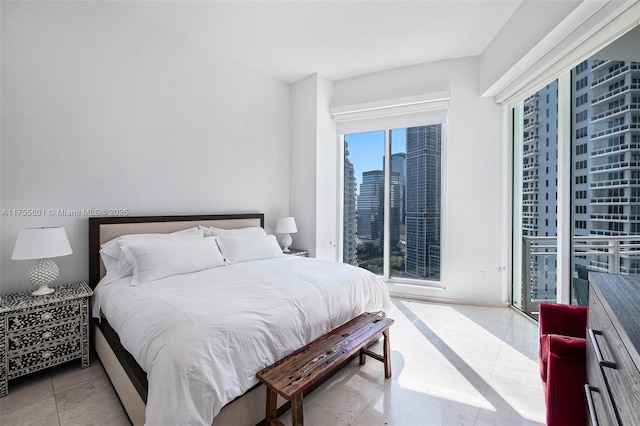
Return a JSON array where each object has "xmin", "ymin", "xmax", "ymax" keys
[{"xmin": 256, "ymin": 312, "xmax": 394, "ymax": 426}]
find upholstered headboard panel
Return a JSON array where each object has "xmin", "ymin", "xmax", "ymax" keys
[{"xmin": 88, "ymin": 214, "xmax": 264, "ymax": 288}]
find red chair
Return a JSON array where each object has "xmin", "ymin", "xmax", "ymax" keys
[{"xmin": 538, "ymin": 302, "xmax": 587, "ymax": 426}]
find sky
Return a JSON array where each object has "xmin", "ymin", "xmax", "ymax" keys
[{"xmin": 344, "ymin": 128, "xmax": 406, "ymax": 192}]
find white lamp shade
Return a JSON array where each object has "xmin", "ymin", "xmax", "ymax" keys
[
  {"xmin": 12, "ymin": 227, "xmax": 73, "ymax": 260},
  {"xmin": 276, "ymin": 217, "xmax": 298, "ymax": 234}
]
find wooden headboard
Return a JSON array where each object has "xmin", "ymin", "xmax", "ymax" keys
[{"xmin": 88, "ymin": 213, "xmax": 264, "ymax": 289}]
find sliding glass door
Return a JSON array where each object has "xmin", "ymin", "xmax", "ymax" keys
[
  {"xmin": 570, "ymin": 58, "xmax": 640, "ymax": 305},
  {"xmin": 512, "ymin": 27, "xmax": 640, "ymax": 317},
  {"xmin": 513, "ymin": 82, "xmax": 560, "ymax": 316}
]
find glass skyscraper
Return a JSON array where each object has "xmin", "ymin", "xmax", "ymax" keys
[{"xmin": 405, "ymin": 125, "xmax": 442, "ymax": 280}]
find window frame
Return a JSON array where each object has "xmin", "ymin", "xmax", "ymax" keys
[{"xmin": 337, "ymin": 122, "xmax": 448, "ymax": 288}]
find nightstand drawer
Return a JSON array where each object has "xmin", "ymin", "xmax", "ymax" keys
[
  {"xmin": 7, "ymin": 301, "xmax": 81, "ymax": 332},
  {"xmin": 8, "ymin": 320, "xmax": 80, "ymax": 351},
  {"xmin": 586, "ymin": 337, "xmax": 617, "ymax": 426},
  {"xmin": 8, "ymin": 339, "xmax": 81, "ymax": 378}
]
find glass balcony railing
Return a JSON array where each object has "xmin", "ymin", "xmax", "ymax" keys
[{"xmin": 520, "ymin": 235, "xmax": 640, "ymax": 317}]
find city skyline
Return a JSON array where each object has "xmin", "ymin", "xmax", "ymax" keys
[
  {"xmin": 343, "ymin": 125, "xmax": 442, "ymax": 281},
  {"xmin": 344, "ymin": 128, "xmax": 407, "ymax": 190}
]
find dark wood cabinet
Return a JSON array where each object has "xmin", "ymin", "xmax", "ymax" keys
[{"xmin": 586, "ymin": 273, "xmax": 640, "ymax": 425}]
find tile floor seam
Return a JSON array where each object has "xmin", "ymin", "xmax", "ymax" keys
[{"xmin": 53, "ymin": 386, "xmax": 63, "ymax": 426}]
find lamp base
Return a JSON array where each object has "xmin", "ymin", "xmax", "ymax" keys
[
  {"xmin": 28, "ymin": 258, "xmax": 58, "ymax": 296},
  {"xmin": 282, "ymin": 233, "xmax": 292, "ymax": 253},
  {"xmin": 32, "ymin": 284, "xmax": 55, "ymax": 296}
]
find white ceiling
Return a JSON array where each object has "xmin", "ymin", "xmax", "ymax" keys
[{"xmin": 112, "ymin": 0, "xmax": 528, "ymax": 83}]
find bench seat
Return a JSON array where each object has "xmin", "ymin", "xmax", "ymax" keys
[{"xmin": 256, "ymin": 312, "xmax": 394, "ymax": 426}]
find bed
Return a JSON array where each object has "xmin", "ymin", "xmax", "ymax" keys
[{"xmin": 88, "ymin": 213, "xmax": 391, "ymax": 426}]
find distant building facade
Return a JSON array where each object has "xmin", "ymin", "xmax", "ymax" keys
[{"xmin": 405, "ymin": 125, "xmax": 442, "ymax": 280}]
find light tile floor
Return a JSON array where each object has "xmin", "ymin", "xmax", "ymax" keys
[{"xmin": 0, "ymin": 298, "xmax": 545, "ymax": 426}]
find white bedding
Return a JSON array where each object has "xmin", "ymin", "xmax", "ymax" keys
[{"xmin": 93, "ymin": 255, "xmax": 391, "ymax": 426}]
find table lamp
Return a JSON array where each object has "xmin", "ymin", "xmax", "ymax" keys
[
  {"xmin": 275, "ymin": 217, "xmax": 297, "ymax": 253},
  {"xmin": 12, "ymin": 227, "xmax": 73, "ymax": 296}
]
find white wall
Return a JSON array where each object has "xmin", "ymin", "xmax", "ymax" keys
[
  {"xmin": 289, "ymin": 76, "xmax": 318, "ymax": 257},
  {"xmin": 330, "ymin": 57, "xmax": 507, "ymax": 306},
  {"xmin": 0, "ymin": 2, "xmax": 290, "ymax": 294},
  {"xmin": 314, "ymin": 76, "xmax": 338, "ymax": 261},
  {"xmin": 479, "ymin": 0, "xmax": 581, "ymax": 96},
  {"xmin": 289, "ymin": 74, "xmax": 338, "ymax": 260}
]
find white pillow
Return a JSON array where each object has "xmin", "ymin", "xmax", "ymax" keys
[
  {"xmin": 216, "ymin": 234, "xmax": 283, "ymax": 264},
  {"xmin": 200, "ymin": 226, "xmax": 266, "ymax": 238},
  {"xmin": 100, "ymin": 227, "xmax": 204, "ymax": 282},
  {"xmin": 99, "ymin": 248, "xmax": 119, "ymax": 276},
  {"xmin": 121, "ymin": 238, "xmax": 225, "ymax": 286},
  {"xmin": 100, "ymin": 227, "xmax": 203, "ymax": 259}
]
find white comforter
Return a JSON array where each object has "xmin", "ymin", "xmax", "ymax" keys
[{"xmin": 93, "ymin": 255, "xmax": 391, "ymax": 426}]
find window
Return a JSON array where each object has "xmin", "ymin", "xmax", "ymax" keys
[
  {"xmin": 342, "ymin": 125, "xmax": 443, "ymax": 282},
  {"xmin": 576, "ymin": 93, "xmax": 588, "ymax": 107},
  {"xmin": 513, "ymin": 81, "xmax": 559, "ymax": 314},
  {"xmin": 514, "ymin": 42, "xmax": 640, "ymax": 317},
  {"xmin": 576, "ymin": 110, "xmax": 588, "ymax": 123},
  {"xmin": 575, "ymin": 60, "xmax": 588, "ymax": 74},
  {"xmin": 576, "ymin": 76, "xmax": 588, "ymax": 91},
  {"xmin": 335, "ymin": 94, "xmax": 448, "ymax": 285}
]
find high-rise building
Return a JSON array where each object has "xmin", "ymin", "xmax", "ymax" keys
[
  {"xmin": 522, "ymin": 60, "xmax": 640, "ymax": 304},
  {"xmin": 390, "ymin": 153, "xmax": 407, "ymax": 250},
  {"xmin": 522, "ymin": 82, "xmax": 559, "ymax": 302},
  {"xmin": 574, "ymin": 59, "xmax": 640, "ymax": 274},
  {"xmin": 357, "ymin": 170, "xmax": 385, "ymax": 243},
  {"xmin": 343, "ymin": 142, "xmax": 358, "ymax": 265},
  {"xmin": 405, "ymin": 125, "xmax": 441, "ymax": 280}
]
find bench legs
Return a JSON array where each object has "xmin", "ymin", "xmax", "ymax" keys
[
  {"xmin": 291, "ymin": 394, "xmax": 304, "ymax": 426},
  {"xmin": 265, "ymin": 387, "xmax": 284, "ymax": 426},
  {"xmin": 383, "ymin": 329, "xmax": 391, "ymax": 378},
  {"xmin": 265, "ymin": 326, "xmax": 392, "ymax": 426},
  {"xmin": 359, "ymin": 329, "xmax": 392, "ymax": 379},
  {"xmin": 266, "ymin": 387, "xmax": 304, "ymax": 426}
]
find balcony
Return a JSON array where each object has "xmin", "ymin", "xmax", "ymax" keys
[
  {"xmin": 591, "ymin": 63, "xmax": 630, "ymax": 88},
  {"xmin": 591, "ymin": 123, "xmax": 640, "ymax": 140},
  {"xmin": 591, "ymin": 84, "xmax": 630, "ymax": 106},
  {"xmin": 519, "ymin": 235, "xmax": 640, "ymax": 317},
  {"xmin": 590, "ymin": 160, "xmax": 640, "ymax": 173},
  {"xmin": 523, "ymin": 107, "xmax": 539, "ymax": 117},
  {"xmin": 590, "ymin": 103, "xmax": 632, "ymax": 123},
  {"xmin": 591, "ymin": 59, "xmax": 610, "ymax": 70},
  {"xmin": 591, "ymin": 142, "xmax": 640, "ymax": 157},
  {"xmin": 590, "ymin": 213, "xmax": 640, "ymax": 222},
  {"xmin": 591, "ymin": 178, "xmax": 640, "ymax": 189}
]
